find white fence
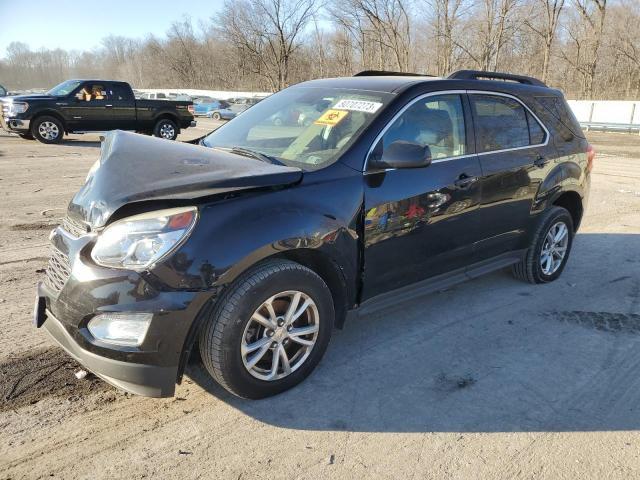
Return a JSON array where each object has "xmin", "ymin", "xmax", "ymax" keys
[{"xmin": 567, "ymin": 100, "xmax": 640, "ymax": 132}]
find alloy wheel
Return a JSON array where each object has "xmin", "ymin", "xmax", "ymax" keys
[
  {"xmin": 38, "ymin": 121, "xmax": 59, "ymax": 141},
  {"xmin": 540, "ymin": 221, "xmax": 569, "ymax": 275},
  {"xmin": 241, "ymin": 290, "xmax": 319, "ymax": 381},
  {"xmin": 159, "ymin": 123, "xmax": 175, "ymax": 139}
]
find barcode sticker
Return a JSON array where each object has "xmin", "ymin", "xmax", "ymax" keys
[{"xmin": 333, "ymin": 99, "xmax": 383, "ymax": 113}]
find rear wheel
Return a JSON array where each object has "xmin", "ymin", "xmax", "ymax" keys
[
  {"xmin": 153, "ymin": 118, "xmax": 178, "ymax": 140},
  {"xmin": 199, "ymin": 259, "xmax": 334, "ymax": 399},
  {"xmin": 32, "ymin": 116, "xmax": 64, "ymax": 144},
  {"xmin": 512, "ymin": 206, "xmax": 574, "ymax": 284},
  {"xmin": 212, "ymin": 111, "xmax": 221, "ymax": 120}
]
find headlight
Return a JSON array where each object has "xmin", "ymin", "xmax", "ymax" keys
[
  {"xmin": 88, "ymin": 312, "xmax": 152, "ymax": 346},
  {"xmin": 91, "ymin": 206, "xmax": 198, "ymax": 270},
  {"xmin": 8, "ymin": 102, "xmax": 28, "ymax": 115}
]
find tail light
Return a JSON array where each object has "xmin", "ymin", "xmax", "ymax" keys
[
  {"xmin": 187, "ymin": 104, "xmax": 195, "ymax": 115},
  {"xmin": 586, "ymin": 144, "xmax": 595, "ymax": 173}
]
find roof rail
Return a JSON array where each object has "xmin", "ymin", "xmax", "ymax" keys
[
  {"xmin": 448, "ymin": 70, "xmax": 547, "ymax": 87},
  {"xmin": 354, "ymin": 70, "xmax": 434, "ymax": 77}
]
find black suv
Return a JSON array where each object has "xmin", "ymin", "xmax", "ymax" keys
[{"xmin": 34, "ymin": 70, "xmax": 592, "ymax": 399}]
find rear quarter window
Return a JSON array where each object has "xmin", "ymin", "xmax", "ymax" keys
[{"xmin": 535, "ymin": 95, "xmax": 585, "ymax": 140}]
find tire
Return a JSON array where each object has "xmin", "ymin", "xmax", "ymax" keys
[
  {"xmin": 512, "ymin": 206, "xmax": 574, "ymax": 284},
  {"xmin": 18, "ymin": 132, "xmax": 34, "ymax": 140},
  {"xmin": 153, "ymin": 118, "xmax": 178, "ymax": 140},
  {"xmin": 212, "ymin": 112, "xmax": 221, "ymax": 120},
  {"xmin": 31, "ymin": 116, "xmax": 64, "ymax": 144},
  {"xmin": 199, "ymin": 259, "xmax": 335, "ymax": 399}
]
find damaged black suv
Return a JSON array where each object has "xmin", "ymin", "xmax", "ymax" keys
[{"xmin": 34, "ymin": 70, "xmax": 592, "ymax": 399}]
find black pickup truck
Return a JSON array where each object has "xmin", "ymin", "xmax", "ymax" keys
[{"xmin": 0, "ymin": 79, "xmax": 196, "ymax": 143}]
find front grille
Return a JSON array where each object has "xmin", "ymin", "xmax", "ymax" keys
[
  {"xmin": 44, "ymin": 246, "xmax": 71, "ymax": 293},
  {"xmin": 61, "ymin": 215, "xmax": 88, "ymax": 238}
]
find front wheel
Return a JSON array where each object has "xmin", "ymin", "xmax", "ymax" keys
[
  {"xmin": 31, "ymin": 116, "xmax": 64, "ymax": 144},
  {"xmin": 512, "ymin": 206, "xmax": 574, "ymax": 284},
  {"xmin": 199, "ymin": 259, "xmax": 334, "ymax": 399},
  {"xmin": 153, "ymin": 118, "xmax": 178, "ymax": 140}
]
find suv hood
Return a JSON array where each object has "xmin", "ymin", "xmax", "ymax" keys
[{"xmin": 68, "ymin": 130, "xmax": 302, "ymax": 228}]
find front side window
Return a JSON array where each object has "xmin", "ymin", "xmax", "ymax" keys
[
  {"xmin": 378, "ymin": 93, "xmax": 467, "ymax": 160},
  {"xmin": 75, "ymin": 84, "xmax": 108, "ymax": 102},
  {"xmin": 471, "ymin": 94, "xmax": 545, "ymax": 153},
  {"xmin": 203, "ymin": 87, "xmax": 393, "ymax": 170}
]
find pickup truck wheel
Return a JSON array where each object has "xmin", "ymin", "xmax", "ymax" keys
[
  {"xmin": 512, "ymin": 206, "xmax": 574, "ymax": 284},
  {"xmin": 153, "ymin": 118, "xmax": 178, "ymax": 140},
  {"xmin": 199, "ymin": 259, "xmax": 334, "ymax": 399},
  {"xmin": 211, "ymin": 111, "xmax": 221, "ymax": 120},
  {"xmin": 32, "ymin": 116, "xmax": 64, "ymax": 144},
  {"xmin": 18, "ymin": 132, "xmax": 34, "ymax": 140}
]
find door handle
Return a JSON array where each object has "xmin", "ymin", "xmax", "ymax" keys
[
  {"xmin": 105, "ymin": 104, "xmax": 113, "ymax": 108},
  {"xmin": 534, "ymin": 154, "xmax": 548, "ymax": 168},
  {"xmin": 454, "ymin": 174, "xmax": 478, "ymax": 189}
]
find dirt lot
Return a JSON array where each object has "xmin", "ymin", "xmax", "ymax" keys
[{"xmin": 1, "ymin": 123, "xmax": 640, "ymax": 479}]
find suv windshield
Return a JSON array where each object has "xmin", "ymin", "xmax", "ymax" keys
[
  {"xmin": 203, "ymin": 87, "xmax": 393, "ymax": 170},
  {"xmin": 47, "ymin": 80, "xmax": 83, "ymax": 96}
]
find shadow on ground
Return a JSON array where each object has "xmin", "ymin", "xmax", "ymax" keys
[{"xmin": 186, "ymin": 232, "xmax": 640, "ymax": 432}]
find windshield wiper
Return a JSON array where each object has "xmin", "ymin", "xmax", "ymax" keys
[{"xmin": 228, "ymin": 147, "xmax": 285, "ymax": 166}]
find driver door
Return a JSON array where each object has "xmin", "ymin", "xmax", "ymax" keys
[
  {"xmin": 362, "ymin": 93, "xmax": 483, "ymax": 300},
  {"xmin": 62, "ymin": 83, "xmax": 112, "ymax": 131}
]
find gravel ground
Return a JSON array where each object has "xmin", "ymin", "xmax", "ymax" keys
[{"xmin": 1, "ymin": 124, "xmax": 640, "ymax": 479}]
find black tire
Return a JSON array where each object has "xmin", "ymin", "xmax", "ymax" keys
[
  {"xmin": 153, "ymin": 118, "xmax": 178, "ymax": 140},
  {"xmin": 199, "ymin": 259, "xmax": 335, "ymax": 399},
  {"xmin": 31, "ymin": 116, "xmax": 64, "ymax": 144},
  {"xmin": 18, "ymin": 132, "xmax": 34, "ymax": 140},
  {"xmin": 512, "ymin": 206, "xmax": 574, "ymax": 284},
  {"xmin": 212, "ymin": 111, "xmax": 221, "ymax": 120}
]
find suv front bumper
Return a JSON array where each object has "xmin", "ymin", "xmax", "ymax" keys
[
  {"xmin": 34, "ymin": 225, "xmax": 215, "ymax": 397},
  {"xmin": 37, "ymin": 296, "xmax": 178, "ymax": 397}
]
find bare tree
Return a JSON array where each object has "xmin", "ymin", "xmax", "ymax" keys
[
  {"xmin": 4, "ymin": 0, "xmax": 640, "ymax": 100},
  {"xmin": 524, "ymin": 0, "xmax": 565, "ymax": 82},
  {"xmin": 217, "ymin": 0, "xmax": 318, "ymax": 90},
  {"xmin": 571, "ymin": 0, "xmax": 607, "ymax": 97},
  {"xmin": 426, "ymin": 0, "xmax": 466, "ymax": 75}
]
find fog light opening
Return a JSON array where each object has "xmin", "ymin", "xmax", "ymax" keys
[{"xmin": 88, "ymin": 312, "xmax": 152, "ymax": 347}]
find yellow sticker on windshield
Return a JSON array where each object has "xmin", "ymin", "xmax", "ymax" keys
[{"xmin": 314, "ymin": 109, "xmax": 349, "ymax": 126}]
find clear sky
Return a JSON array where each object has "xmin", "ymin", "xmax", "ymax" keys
[{"xmin": 0, "ymin": 0, "xmax": 225, "ymax": 57}]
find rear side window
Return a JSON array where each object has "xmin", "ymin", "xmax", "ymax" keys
[
  {"xmin": 470, "ymin": 94, "xmax": 531, "ymax": 152},
  {"xmin": 109, "ymin": 84, "xmax": 132, "ymax": 101}
]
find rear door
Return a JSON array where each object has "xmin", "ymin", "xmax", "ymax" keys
[
  {"xmin": 362, "ymin": 92, "xmax": 483, "ymax": 300},
  {"xmin": 106, "ymin": 83, "xmax": 137, "ymax": 130},
  {"xmin": 469, "ymin": 92, "xmax": 553, "ymax": 260}
]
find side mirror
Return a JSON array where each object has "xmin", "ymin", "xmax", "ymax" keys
[
  {"xmin": 74, "ymin": 93, "xmax": 84, "ymax": 101},
  {"xmin": 370, "ymin": 140, "xmax": 432, "ymax": 169}
]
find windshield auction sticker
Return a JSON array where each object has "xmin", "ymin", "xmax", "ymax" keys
[
  {"xmin": 333, "ymin": 99, "xmax": 383, "ymax": 113},
  {"xmin": 314, "ymin": 109, "xmax": 349, "ymax": 126}
]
